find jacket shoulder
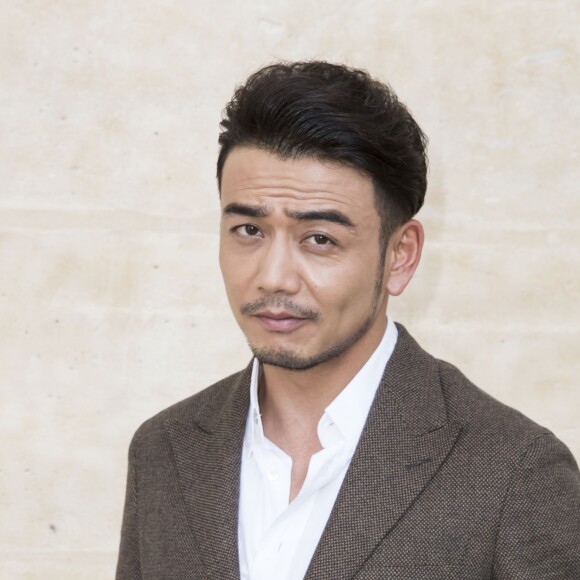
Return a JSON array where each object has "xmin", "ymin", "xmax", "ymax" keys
[
  {"xmin": 436, "ymin": 357, "xmax": 554, "ymax": 455},
  {"xmin": 129, "ymin": 366, "xmax": 250, "ymax": 449},
  {"xmin": 394, "ymin": 324, "xmax": 552, "ymax": 451}
]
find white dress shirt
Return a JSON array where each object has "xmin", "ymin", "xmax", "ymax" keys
[{"xmin": 238, "ymin": 318, "xmax": 398, "ymax": 580}]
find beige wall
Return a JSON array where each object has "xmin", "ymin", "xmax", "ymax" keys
[{"xmin": 1, "ymin": 1, "xmax": 579, "ymax": 577}]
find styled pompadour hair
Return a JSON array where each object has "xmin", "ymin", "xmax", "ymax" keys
[{"xmin": 217, "ymin": 61, "xmax": 428, "ymax": 241}]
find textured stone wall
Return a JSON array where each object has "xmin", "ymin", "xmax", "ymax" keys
[{"xmin": 1, "ymin": 1, "xmax": 578, "ymax": 577}]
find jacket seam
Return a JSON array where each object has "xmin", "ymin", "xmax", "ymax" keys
[{"xmin": 490, "ymin": 431, "xmax": 551, "ymax": 575}]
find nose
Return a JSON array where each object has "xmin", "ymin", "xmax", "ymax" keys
[{"xmin": 256, "ymin": 236, "xmax": 301, "ymax": 295}]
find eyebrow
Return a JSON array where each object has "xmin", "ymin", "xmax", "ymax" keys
[
  {"xmin": 223, "ymin": 203, "xmax": 355, "ymax": 228},
  {"xmin": 286, "ymin": 209, "xmax": 354, "ymax": 228},
  {"xmin": 223, "ymin": 203, "xmax": 269, "ymax": 218}
]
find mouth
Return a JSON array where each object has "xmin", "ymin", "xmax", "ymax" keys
[{"xmin": 253, "ymin": 310, "xmax": 310, "ymax": 332}]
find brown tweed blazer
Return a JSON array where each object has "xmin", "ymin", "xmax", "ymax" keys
[{"xmin": 116, "ymin": 324, "xmax": 580, "ymax": 579}]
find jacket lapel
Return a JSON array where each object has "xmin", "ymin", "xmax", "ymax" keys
[
  {"xmin": 164, "ymin": 365, "xmax": 252, "ymax": 580},
  {"xmin": 160, "ymin": 326, "xmax": 461, "ymax": 580},
  {"xmin": 305, "ymin": 325, "xmax": 462, "ymax": 579}
]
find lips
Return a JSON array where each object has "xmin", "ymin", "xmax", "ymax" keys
[{"xmin": 254, "ymin": 310, "xmax": 309, "ymax": 332}]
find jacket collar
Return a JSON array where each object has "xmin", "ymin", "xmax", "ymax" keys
[
  {"xmin": 163, "ymin": 363, "xmax": 251, "ymax": 580},
  {"xmin": 304, "ymin": 324, "xmax": 462, "ymax": 579},
  {"xmin": 165, "ymin": 324, "xmax": 461, "ymax": 580}
]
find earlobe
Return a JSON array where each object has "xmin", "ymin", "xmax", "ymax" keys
[{"xmin": 385, "ymin": 220, "xmax": 424, "ymax": 296}]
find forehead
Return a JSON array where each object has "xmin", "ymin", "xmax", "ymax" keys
[{"xmin": 220, "ymin": 147, "xmax": 377, "ymax": 215}]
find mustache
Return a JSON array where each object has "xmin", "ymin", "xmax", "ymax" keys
[{"xmin": 240, "ymin": 296, "xmax": 320, "ymax": 320}]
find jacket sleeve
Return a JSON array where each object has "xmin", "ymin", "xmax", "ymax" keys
[
  {"xmin": 116, "ymin": 436, "xmax": 142, "ymax": 580},
  {"xmin": 493, "ymin": 433, "xmax": 580, "ymax": 578}
]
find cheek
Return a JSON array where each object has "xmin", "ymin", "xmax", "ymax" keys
[
  {"xmin": 218, "ymin": 238, "xmax": 228, "ymax": 276},
  {"xmin": 220, "ymin": 252, "xmax": 253, "ymax": 301},
  {"xmin": 306, "ymin": 272, "xmax": 362, "ymax": 313},
  {"xmin": 220, "ymin": 239, "xmax": 239, "ymax": 275},
  {"xmin": 306, "ymin": 264, "xmax": 380, "ymax": 322},
  {"xmin": 220, "ymin": 252, "xmax": 239, "ymax": 292}
]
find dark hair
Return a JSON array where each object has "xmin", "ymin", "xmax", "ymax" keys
[{"xmin": 217, "ymin": 61, "xmax": 428, "ymax": 242}]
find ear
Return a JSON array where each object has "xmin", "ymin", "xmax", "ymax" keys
[{"xmin": 384, "ymin": 219, "xmax": 424, "ymax": 296}]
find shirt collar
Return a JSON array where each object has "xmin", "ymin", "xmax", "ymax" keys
[
  {"xmin": 323, "ymin": 317, "xmax": 397, "ymax": 447},
  {"xmin": 248, "ymin": 359, "xmax": 264, "ymax": 447},
  {"xmin": 247, "ymin": 318, "xmax": 398, "ymax": 450}
]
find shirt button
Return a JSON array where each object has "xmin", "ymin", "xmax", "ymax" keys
[{"xmin": 267, "ymin": 470, "xmax": 279, "ymax": 481}]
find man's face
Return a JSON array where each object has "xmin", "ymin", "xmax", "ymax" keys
[{"xmin": 219, "ymin": 147, "xmax": 389, "ymax": 371}]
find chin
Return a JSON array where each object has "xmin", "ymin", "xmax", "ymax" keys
[
  {"xmin": 251, "ymin": 340, "xmax": 348, "ymax": 372},
  {"xmin": 252, "ymin": 347, "xmax": 324, "ymax": 371}
]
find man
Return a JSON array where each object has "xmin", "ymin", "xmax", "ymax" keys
[{"xmin": 116, "ymin": 62, "xmax": 580, "ymax": 579}]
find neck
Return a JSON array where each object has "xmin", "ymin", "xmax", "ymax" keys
[{"xmin": 259, "ymin": 314, "xmax": 388, "ymax": 447}]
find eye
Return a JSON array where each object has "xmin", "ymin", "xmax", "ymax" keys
[
  {"xmin": 305, "ymin": 234, "xmax": 334, "ymax": 246},
  {"xmin": 234, "ymin": 224, "xmax": 262, "ymax": 238}
]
